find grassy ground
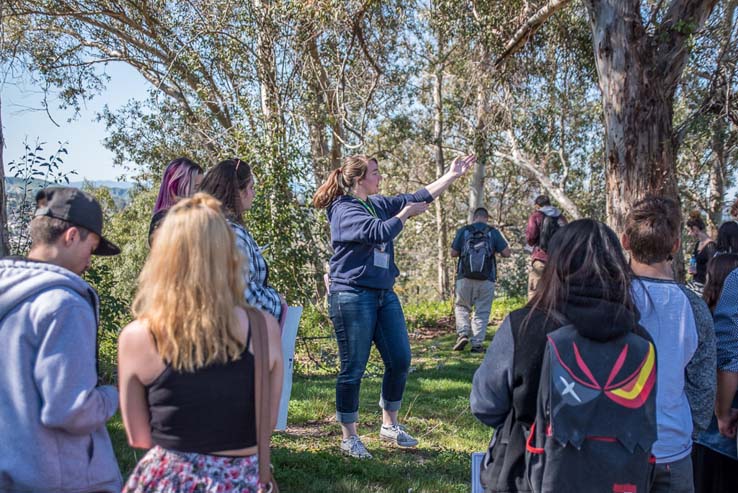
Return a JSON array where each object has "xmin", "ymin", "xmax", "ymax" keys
[{"xmin": 109, "ymin": 297, "xmax": 525, "ymax": 492}]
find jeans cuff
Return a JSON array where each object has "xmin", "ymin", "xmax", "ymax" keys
[
  {"xmin": 336, "ymin": 410, "xmax": 358, "ymax": 423},
  {"xmin": 379, "ymin": 395, "xmax": 402, "ymax": 412}
]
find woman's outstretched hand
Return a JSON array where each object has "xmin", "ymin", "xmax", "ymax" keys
[
  {"xmin": 403, "ymin": 201, "xmax": 430, "ymax": 218},
  {"xmin": 397, "ymin": 202, "xmax": 430, "ymax": 223},
  {"xmin": 425, "ymin": 154, "xmax": 476, "ymax": 200},
  {"xmin": 449, "ymin": 154, "xmax": 476, "ymax": 178}
]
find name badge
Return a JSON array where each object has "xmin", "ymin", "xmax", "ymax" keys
[{"xmin": 374, "ymin": 249, "xmax": 390, "ymax": 269}]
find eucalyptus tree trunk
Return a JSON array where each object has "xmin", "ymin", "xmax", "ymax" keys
[
  {"xmin": 433, "ymin": 63, "xmax": 450, "ymax": 300},
  {"xmin": 708, "ymin": 117, "xmax": 726, "ymax": 236},
  {"xmin": 706, "ymin": 1, "xmax": 736, "ymax": 236},
  {"xmin": 0, "ymin": 95, "xmax": 9, "ymax": 256},
  {"xmin": 253, "ymin": 0, "xmax": 285, "ymax": 228},
  {"xmin": 469, "ymin": 44, "xmax": 489, "ymax": 223},
  {"xmin": 254, "ymin": 0, "xmax": 281, "ymax": 137},
  {"xmin": 586, "ymin": 0, "xmax": 718, "ymax": 279},
  {"xmin": 303, "ymin": 33, "xmax": 342, "ymax": 185}
]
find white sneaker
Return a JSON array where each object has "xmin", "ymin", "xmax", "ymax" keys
[
  {"xmin": 340, "ymin": 435, "xmax": 373, "ymax": 459},
  {"xmin": 379, "ymin": 424, "xmax": 419, "ymax": 448}
]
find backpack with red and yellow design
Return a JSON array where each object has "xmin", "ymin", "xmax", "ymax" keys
[{"xmin": 525, "ymin": 324, "xmax": 657, "ymax": 493}]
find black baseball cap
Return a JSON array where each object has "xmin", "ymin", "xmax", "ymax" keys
[{"xmin": 34, "ymin": 187, "xmax": 121, "ymax": 256}]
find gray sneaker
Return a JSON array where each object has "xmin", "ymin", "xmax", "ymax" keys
[
  {"xmin": 341, "ymin": 435, "xmax": 373, "ymax": 459},
  {"xmin": 379, "ymin": 424, "xmax": 419, "ymax": 448},
  {"xmin": 453, "ymin": 335, "xmax": 469, "ymax": 351}
]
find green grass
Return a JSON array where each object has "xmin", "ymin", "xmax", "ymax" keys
[{"xmin": 109, "ymin": 297, "xmax": 526, "ymax": 492}]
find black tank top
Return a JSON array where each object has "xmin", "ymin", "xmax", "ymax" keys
[{"xmin": 146, "ymin": 329, "xmax": 257, "ymax": 453}]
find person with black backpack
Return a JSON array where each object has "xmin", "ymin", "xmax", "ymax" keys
[
  {"xmin": 471, "ymin": 219, "xmax": 658, "ymax": 493},
  {"xmin": 525, "ymin": 195, "xmax": 566, "ymax": 300},
  {"xmin": 450, "ymin": 207, "xmax": 510, "ymax": 353}
]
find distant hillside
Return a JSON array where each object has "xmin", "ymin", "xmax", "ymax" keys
[
  {"xmin": 4, "ymin": 177, "xmax": 134, "ymax": 208},
  {"xmin": 68, "ymin": 180, "xmax": 135, "ymax": 190}
]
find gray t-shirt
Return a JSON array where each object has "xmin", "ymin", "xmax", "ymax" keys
[{"xmin": 631, "ymin": 277, "xmax": 716, "ymax": 463}]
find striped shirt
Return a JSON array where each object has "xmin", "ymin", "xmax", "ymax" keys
[
  {"xmin": 696, "ymin": 267, "xmax": 738, "ymax": 459},
  {"xmin": 715, "ymin": 268, "xmax": 738, "ymax": 372},
  {"xmin": 230, "ymin": 221, "xmax": 282, "ymax": 321}
]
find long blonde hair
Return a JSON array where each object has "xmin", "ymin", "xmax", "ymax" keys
[
  {"xmin": 132, "ymin": 193, "xmax": 247, "ymax": 372},
  {"xmin": 312, "ymin": 155, "xmax": 375, "ymax": 209}
]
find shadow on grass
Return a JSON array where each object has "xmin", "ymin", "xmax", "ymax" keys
[
  {"xmin": 109, "ymin": 327, "xmax": 496, "ymax": 490},
  {"xmin": 274, "ymin": 338, "xmax": 492, "ymax": 492},
  {"xmin": 272, "ymin": 444, "xmax": 473, "ymax": 493}
]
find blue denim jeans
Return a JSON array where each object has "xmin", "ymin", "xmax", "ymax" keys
[{"xmin": 328, "ymin": 287, "xmax": 411, "ymax": 423}]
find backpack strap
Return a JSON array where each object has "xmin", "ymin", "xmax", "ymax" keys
[{"xmin": 246, "ymin": 306, "xmax": 279, "ymax": 493}]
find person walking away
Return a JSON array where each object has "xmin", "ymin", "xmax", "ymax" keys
[
  {"xmin": 471, "ymin": 219, "xmax": 657, "ymax": 493},
  {"xmin": 312, "ymin": 153, "xmax": 474, "ymax": 459},
  {"xmin": 623, "ymin": 196, "xmax": 716, "ymax": 493},
  {"xmin": 692, "ymin": 254, "xmax": 738, "ymax": 492},
  {"xmin": 0, "ymin": 187, "xmax": 122, "ymax": 492},
  {"xmin": 200, "ymin": 158, "xmax": 286, "ymax": 322},
  {"xmin": 450, "ymin": 207, "xmax": 510, "ymax": 353},
  {"xmin": 686, "ymin": 211, "xmax": 716, "ymax": 294},
  {"xmin": 525, "ymin": 195, "xmax": 565, "ymax": 300},
  {"xmin": 119, "ymin": 194, "xmax": 283, "ymax": 492}
]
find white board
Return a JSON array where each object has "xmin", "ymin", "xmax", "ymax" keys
[
  {"xmin": 276, "ymin": 306, "xmax": 302, "ymax": 431},
  {"xmin": 471, "ymin": 452, "xmax": 485, "ymax": 493}
]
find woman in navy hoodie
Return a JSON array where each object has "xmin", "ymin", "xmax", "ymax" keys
[{"xmin": 313, "ymin": 154, "xmax": 474, "ymax": 458}]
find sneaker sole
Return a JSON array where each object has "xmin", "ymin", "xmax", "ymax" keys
[
  {"xmin": 379, "ymin": 434, "xmax": 418, "ymax": 448},
  {"xmin": 341, "ymin": 448, "xmax": 373, "ymax": 459},
  {"xmin": 453, "ymin": 339, "xmax": 468, "ymax": 351}
]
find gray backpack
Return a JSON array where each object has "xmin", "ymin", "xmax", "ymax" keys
[{"xmin": 460, "ymin": 226, "xmax": 494, "ymax": 280}]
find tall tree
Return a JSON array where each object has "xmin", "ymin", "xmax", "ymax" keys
[
  {"xmin": 0, "ymin": 94, "xmax": 9, "ymax": 256},
  {"xmin": 431, "ymin": 44, "xmax": 450, "ymax": 299},
  {"xmin": 585, "ymin": 0, "xmax": 718, "ymax": 233}
]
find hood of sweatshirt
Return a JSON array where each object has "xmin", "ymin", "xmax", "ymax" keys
[
  {"xmin": 539, "ymin": 205, "xmax": 562, "ymax": 218},
  {"xmin": 326, "ymin": 194, "xmax": 368, "ymax": 222},
  {"xmin": 561, "ymin": 282, "xmax": 640, "ymax": 342},
  {"xmin": 0, "ymin": 258, "xmax": 98, "ymax": 321}
]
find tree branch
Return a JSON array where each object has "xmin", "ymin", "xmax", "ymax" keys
[
  {"xmin": 493, "ymin": 0, "xmax": 575, "ymax": 68},
  {"xmin": 495, "ymin": 129, "xmax": 582, "ymax": 219},
  {"xmin": 657, "ymin": 0, "xmax": 719, "ymax": 90}
]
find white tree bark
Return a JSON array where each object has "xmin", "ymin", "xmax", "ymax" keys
[
  {"xmin": 708, "ymin": 117, "xmax": 726, "ymax": 235},
  {"xmin": 433, "ymin": 61, "xmax": 450, "ymax": 299},
  {"xmin": 469, "ymin": 43, "xmax": 490, "ymax": 222},
  {"xmin": 0, "ymin": 95, "xmax": 10, "ymax": 256},
  {"xmin": 585, "ymin": 0, "xmax": 718, "ymax": 235},
  {"xmin": 494, "ymin": 130, "xmax": 582, "ymax": 219}
]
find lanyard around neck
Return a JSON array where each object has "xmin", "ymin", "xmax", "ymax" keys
[{"xmin": 352, "ymin": 195, "xmax": 378, "ymax": 218}]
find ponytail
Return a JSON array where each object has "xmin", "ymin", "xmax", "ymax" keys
[
  {"xmin": 312, "ymin": 155, "xmax": 374, "ymax": 209},
  {"xmin": 313, "ymin": 168, "xmax": 346, "ymax": 209},
  {"xmin": 686, "ymin": 210, "xmax": 706, "ymax": 231}
]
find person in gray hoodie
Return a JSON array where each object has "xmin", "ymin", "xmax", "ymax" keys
[{"xmin": 0, "ymin": 187, "xmax": 122, "ymax": 493}]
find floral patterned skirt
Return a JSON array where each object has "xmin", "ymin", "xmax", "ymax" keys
[{"xmin": 122, "ymin": 446, "xmax": 259, "ymax": 493}]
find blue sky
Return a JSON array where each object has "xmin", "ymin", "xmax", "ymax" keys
[{"xmin": 2, "ymin": 63, "xmax": 149, "ymax": 182}]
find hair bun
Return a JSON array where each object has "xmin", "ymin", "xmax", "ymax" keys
[
  {"xmin": 688, "ymin": 210, "xmax": 702, "ymax": 220},
  {"xmin": 183, "ymin": 192, "xmax": 222, "ymax": 212}
]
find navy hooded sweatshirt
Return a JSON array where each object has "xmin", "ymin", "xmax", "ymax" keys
[{"xmin": 327, "ymin": 188, "xmax": 433, "ymax": 291}]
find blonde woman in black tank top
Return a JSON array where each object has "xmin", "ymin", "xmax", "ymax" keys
[{"xmin": 118, "ymin": 193, "xmax": 283, "ymax": 492}]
